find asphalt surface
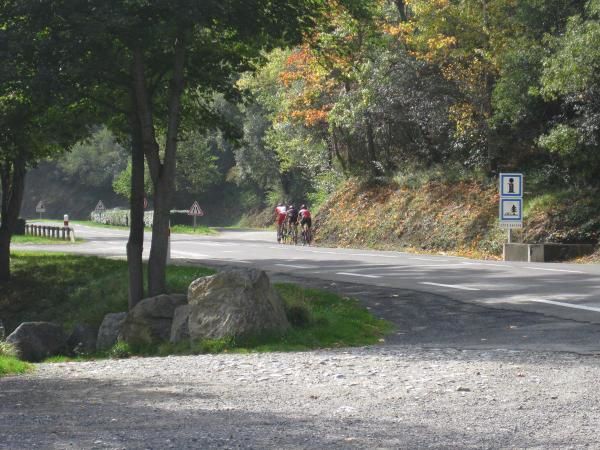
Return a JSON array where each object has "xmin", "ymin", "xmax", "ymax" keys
[{"xmin": 15, "ymin": 223, "xmax": 600, "ymax": 354}]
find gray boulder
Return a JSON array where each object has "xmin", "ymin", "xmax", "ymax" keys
[
  {"xmin": 96, "ymin": 312, "xmax": 127, "ymax": 351},
  {"xmin": 186, "ymin": 268, "xmax": 290, "ymax": 341},
  {"xmin": 170, "ymin": 305, "xmax": 192, "ymax": 343},
  {"xmin": 121, "ymin": 294, "xmax": 187, "ymax": 346},
  {"xmin": 67, "ymin": 323, "xmax": 97, "ymax": 355},
  {"xmin": 6, "ymin": 322, "xmax": 68, "ymax": 362}
]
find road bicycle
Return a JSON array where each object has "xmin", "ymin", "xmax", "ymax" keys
[
  {"xmin": 287, "ymin": 222, "xmax": 299, "ymax": 245},
  {"xmin": 301, "ymin": 225, "xmax": 312, "ymax": 246},
  {"xmin": 277, "ymin": 221, "xmax": 287, "ymax": 243}
]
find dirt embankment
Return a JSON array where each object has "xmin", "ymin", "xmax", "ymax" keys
[{"xmin": 313, "ymin": 180, "xmax": 600, "ymax": 259}]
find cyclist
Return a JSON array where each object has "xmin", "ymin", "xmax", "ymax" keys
[
  {"xmin": 298, "ymin": 204, "xmax": 312, "ymax": 245},
  {"xmin": 275, "ymin": 203, "xmax": 287, "ymax": 243},
  {"xmin": 286, "ymin": 204, "xmax": 299, "ymax": 244}
]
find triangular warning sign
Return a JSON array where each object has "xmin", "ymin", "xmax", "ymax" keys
[
  {"xmin": 188, "ymin": 201, "xmax": 204, "ymax": 216},
  {"xmin": 95, "ymin": 200, "xmax": 105, "ymax": 212},
  {"xmin": 36, "ymin": 201, "xmax": 46, "ymax": 212}
]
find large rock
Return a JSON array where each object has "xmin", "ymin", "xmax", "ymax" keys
[
  {"xmin": 6, "ymin": 322, "xmax": 68, "ymax": 362},
  {"xmin": 170, "ymin": 305, "xmax": 192, "ymax": 343},
  {"xmin": 121, "ymin": 294, "xmax": 187, "ymax": 346},
  {"xmin": 186, "ymin": 268, "xmax": 290, "ymax": 341},
  {"xmin": 96, "ymin": 312, "xmax": 127, "ymax": 351},
  {"xmin": 67, "ymin": 323, "xmax": 97, "ymax": 355}
]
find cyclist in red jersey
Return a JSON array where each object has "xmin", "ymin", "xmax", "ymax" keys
[
  {"xmin": 298, "ymin": 204, "xmax": 312, "ymax": 245},
  {"xmin": 275, "ymin": 203, "xmax": 287, "ymax": 243}
]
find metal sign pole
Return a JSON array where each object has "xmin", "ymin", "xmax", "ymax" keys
[{"xmin": 508, "ymin": 228, "xmax": 512, "ymax": 244}]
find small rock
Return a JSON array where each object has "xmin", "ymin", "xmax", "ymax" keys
[{"xmin": 456, "ymin": 387, "xmax": 471, "ymax": 392}]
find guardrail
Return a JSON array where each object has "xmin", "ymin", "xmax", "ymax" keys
[{"xmin": 25, "ymin": 224, "xmax": 75, "ymax": 242}]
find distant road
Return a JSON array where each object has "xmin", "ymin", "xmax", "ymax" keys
[{"xmin": 16, "ymin": 223, "xmax": 600, "ymax": 324}]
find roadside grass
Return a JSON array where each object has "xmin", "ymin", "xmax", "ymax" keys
[
  {"xmin": 0, "ymin": 341, "xmax": 33, "ymax": 377},
  {"xmin": 120, "ymin": 283, "xmax": 393, "ymax": 356},
  {"xmin": 12, "ymin": 235, "xmax": 84, "ymax": 245},
  {"xmin": 0, "ymin": 356, "xmax": 32, "ymax": 377},
  {"xmin": 169, "ymin": 224, "xmax": 216, "ymax": 235},
  {"xmin": 3, "ymin": 252, "xmax": 392, "ymax": 362},
  {"xmin": 70, "ymin": 220, "xmax": 216, "ymax": 235},
  {"xmin": 1, "ymin": 252, "xmax": 215, "ymax": 333}
]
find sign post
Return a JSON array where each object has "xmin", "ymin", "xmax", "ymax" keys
[
  {"xmin": 187, "ymin": 201, "xmax": 204, "ymax": 229},
  {"xmin": 499, "ymin": 173, "xmax": 523, "ymax": 242},
  {"xmin": 35, "ymin": 201, "xmax": 46, "ymax": 220}
]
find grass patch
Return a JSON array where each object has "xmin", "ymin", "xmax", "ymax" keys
[
  {"xmin": 12, "ymin": 235, "xmax": 83, "ymax": 245},
  {"xmin": 121, "ymin": 282, "xmax": 393, "ymax": 356},
  {"xmin": 1, "ymin": 252, "xmax": 215, "ymax": 333},
  {"xmin": 4, "ymin": 252, "xmax": 392, "ymax": 360},
  {"xmin": 0, "ymin": 355, "xmax": 32, "ymax": 377},
  {"xmin": 0, "ymin": 341, "xmax": 33, "ymax": 377},
  {"xmin": 169, "ymin": 224, "xmax": 216, "ymax": 235}
]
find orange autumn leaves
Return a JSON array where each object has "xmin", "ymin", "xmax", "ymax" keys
[{"xmin": 278, "ymin": 46, "xmax": 333, "ymax": 127}]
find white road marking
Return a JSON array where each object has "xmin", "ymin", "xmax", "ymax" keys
[
  {"xmin": 526, "ymin": 267, "xmax": 585, "ymax": 274},
  {"xmin": 336, "ymin": 272, "xmax": 382, "ymax": 279},
  {"xmin": 420, "ymin": 282, "xmax": 481, "ymax": 291},
  {"xmin": 349, "ymin": 253, "xmax": 398, "ymax": 258},
  {"xmin": 275, "ymin": 264, "xmax": 318, "ymax": 269},
  {"xmin": 310, "ymin": 250, "xmax": 339, "ymax": 255},
  {"xmin": 530, "ymin": 299, "xmax": 600, "ymax": 313},
  {"xmin": 461, "ymin": 262, "xmax": 508, "ymax": 268},
  {"xmin": 411, "ymin": 257, "xmax": 451, "ymax": 262},
  {"xmin": 171, "ymin": 251, "xmax": 210, "ymax": 258}
]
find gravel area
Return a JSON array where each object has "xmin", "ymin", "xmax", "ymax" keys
[
  {"xmin": 3, "ymin": 272, "xmax": 600, "ymax": 449},
  {"xmin": 2, "ymin": 346, "xmax": 600, "ymax": 449}
]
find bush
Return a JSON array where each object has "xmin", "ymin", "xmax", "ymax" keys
[
  {"xmin": 0, "ymin": 341, "xmax": 17, "ymax": 358},
  {"xmin": 108, "ymin": 341, "xmax": 132, "ymax": 359}
]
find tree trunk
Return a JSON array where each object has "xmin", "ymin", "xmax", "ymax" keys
[
  {"xmin": 394, "ymin": 0, "xmax": 408, "ymax": 21},
  {"xmin": 0, "ymin": 156, "xmax": 26, "ymax": 281},
  {"xmin": 132, "ymin": 39, "xmax": 185, "ymax": 296},
  {"xmin": 366, "ymin": 117, "xmax": 380, "ymax": 178},
  {"xmin": 126, "ymin": 101, "xmax": 145, "ymax": 309}
]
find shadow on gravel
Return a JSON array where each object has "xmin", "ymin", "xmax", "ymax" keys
[{"xmin": 0, "ymin": 374, "xmax": 583, "ymax": 449}]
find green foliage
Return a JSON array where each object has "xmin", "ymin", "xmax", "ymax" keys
[
  {"xmin": 0, "ymin": 356, "xmax": 32, "ymax": 377},
  {"xmin": 108, "ymin": 341, "xmax": 132, "ymax": 359},
  {"xmin": 0, "ymin": 341, "xmax": 18, "ymax": 358},
  {"xmin": 0, "ymin": 253, "xmax": 215, "ymax": 332},
  {"xmin": 58, "ymin": 126, "xmax": 128, "ymax": 188},
  {"xmin": 538, "ymin": 125, "xmax": 581, "ymax": 155}
]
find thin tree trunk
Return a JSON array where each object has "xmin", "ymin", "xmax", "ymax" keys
[
  {"xmin": 366, "ymin": 117, "xmax": 380, "ymax": 177},
  {"xmin": 132, "ymin": 39, "xmax": 186, "ymax": 296},
  {"xmin": 0, "ymin": 156, "xmax": 26, "ymax": 281},
  {"xmin": 147, "ymin": 36, "xmax": 185, "ymax": 296},
  {"xmin": 394, "ymin": 0, "xmax": 407, "ymax": 21},
  {"xmin": 126, "ymin": 101, "xmax": 145, "ymax": 309}
]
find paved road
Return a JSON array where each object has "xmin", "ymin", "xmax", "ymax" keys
[{"xmin": 19, "ymin": 223, "xmax": 600, "ymax": 325}]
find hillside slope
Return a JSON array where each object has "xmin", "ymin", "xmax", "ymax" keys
[{"xmin": 314, "ymin": 180, "xmax": 600, "ymax": 259}]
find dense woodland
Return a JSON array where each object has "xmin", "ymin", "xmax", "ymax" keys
[
  {"xmin": 19, "ymin": 0, "xmax": 600, "ymax": 222},
  {"xmin": 3, "ymin": 0, "xmax": 600, "ymax": 295}
]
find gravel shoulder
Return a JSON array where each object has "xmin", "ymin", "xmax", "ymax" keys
[{"xmin": 2, "ymin": 274, "xmax": 600, "ymax": 449}]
